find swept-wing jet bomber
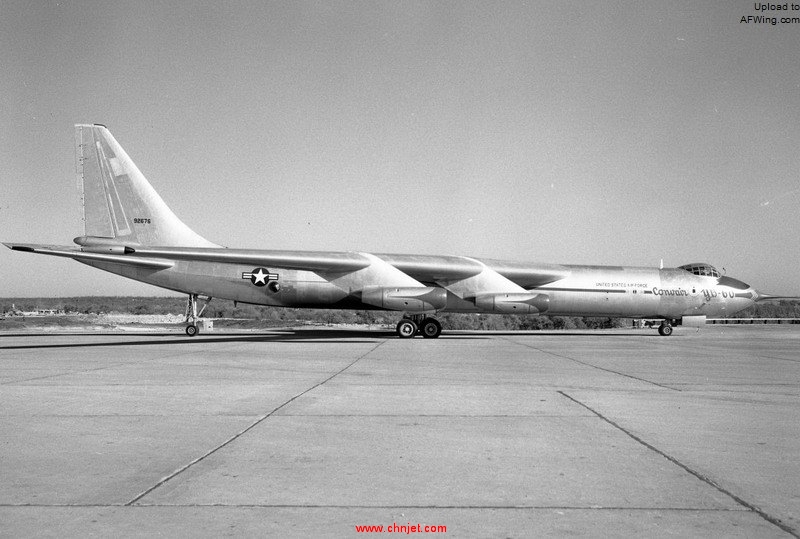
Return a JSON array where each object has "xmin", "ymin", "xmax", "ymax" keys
[{"xmin": 5, "ymin": 125, "xmax": 790, "ymax": 337}]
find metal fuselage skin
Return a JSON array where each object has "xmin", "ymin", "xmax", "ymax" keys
[
  {"xmin": 8, "ymin": 125, "xmax": 762, "ymax": 328},
  {"xmin": 81, "ymin": 257, "xmax": 757, "ymax": 320},
  {"xmin": 538, "ymin": 265, "xmax": 753, "ymax": 319}
]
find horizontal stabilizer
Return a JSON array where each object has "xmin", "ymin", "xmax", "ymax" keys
[{"xmin": 3, "ymin": 243, "xmax": 174, "ymax": 270}]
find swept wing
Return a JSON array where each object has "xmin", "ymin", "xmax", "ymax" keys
[{"xmin": 5, "ymin": 243, "xmax": 173, "ymax": 270}]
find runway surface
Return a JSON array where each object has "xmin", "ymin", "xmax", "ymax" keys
[{"xmin": 1, "ymin": 325, "xmax": 799, "ymax": 537}]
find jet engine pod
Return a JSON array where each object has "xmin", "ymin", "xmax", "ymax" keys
[
  {"xmin": 475, "ymin": 293, "xmax": 550, "ymax": 314},
  {"xmin": 74, "ymin": 236, "xmax": 134, "ymax": 254},
  {"xmin": 361, "ymin": 286, "xmax": 448, "ymax": 312}
]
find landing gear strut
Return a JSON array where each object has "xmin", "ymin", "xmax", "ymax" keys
[
  {"xmin": 395, "ymin": 314, "xmax": 442, "ymax": 339},
  {"xmin": 184, "ymin": 293, "xmax": 212, "ymax": 337}
]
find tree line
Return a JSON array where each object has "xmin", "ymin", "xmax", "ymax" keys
[{"xmin": 2, "ymin": 296, "xmax": 799, "ymax": 331}]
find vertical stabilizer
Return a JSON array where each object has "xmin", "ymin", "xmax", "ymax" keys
[{"xmin": 75, "ymin": 124, "xmax": 218, "ymax": 247}]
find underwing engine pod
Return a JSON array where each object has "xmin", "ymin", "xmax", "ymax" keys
[
  {"xmin": 474, "ymin": 293, "xmax": 550, "ymax": 314},
  {"xmin": 361, "ymin": 286, "xmax": 448, "ymax": 312}
]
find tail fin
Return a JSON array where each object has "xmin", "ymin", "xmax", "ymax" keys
[{"xmin": 74, "ymin": 124, "xmax": 218, "ymax": 247}]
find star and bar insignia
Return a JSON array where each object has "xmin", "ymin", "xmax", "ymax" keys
[{"xmin": 242, "ymin": 267, "xmax": 279, "ymax": 287}]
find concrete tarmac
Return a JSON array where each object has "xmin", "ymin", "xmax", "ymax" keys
[{"xmin": 1, "ymin": 325, "xmax": 798, "ymax": 537}]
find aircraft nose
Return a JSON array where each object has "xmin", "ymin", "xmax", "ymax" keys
[{"xmin": 752, "ymin": 290, "xmax": 780, "ymax": 302}]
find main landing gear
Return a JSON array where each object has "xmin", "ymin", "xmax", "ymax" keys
[
  {"xmin": 643, "ymin": 319, "xmax": 675, "ymax": 336},
  {"xmin": 396, "ymin": 314, "xmax": 442, "ymax": 339},
  {"xmin": 658, "ymin": 322, "xmax": 673, "ymax": 336},
  {"xmin": 184, "ymin": 293, "xmax": 212, "ymax": 337}
]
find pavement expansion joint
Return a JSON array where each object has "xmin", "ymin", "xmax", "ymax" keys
[
  {"xmin": 1, "ymin": 344, "xmax": 204, "ymax": 386},
  {"xmin": 2, "ymin": 363, "xmax": 131, "ymax": 385},
  {"xmin": 0, "ymin": 503, "xmax": 753, "ymax": 511},
  {"xmin": 757, "ymin": 354, "xmax": 800, "ymax": 364},
  {"xmin": 3, "ymin": 329, "xmax": 798, "ymax": 536},
  {"xmin": 557, "ymin": 390, "xmax": 799, "ymax": 538},
  {"xmin": 502, "ymin": 337, "xmax": 681, "ymax": 391},
  {"xmin": 124, "ymin": 340, "xmax": 386, "ymax": 506},
  {"xmin": 276, "ymin": 413, "xmax": 580, "ymax": 418}
]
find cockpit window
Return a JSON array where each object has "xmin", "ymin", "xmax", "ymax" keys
[{"xmin": 679, "ymin": 263, "xmax": 720, "ymax": 278}]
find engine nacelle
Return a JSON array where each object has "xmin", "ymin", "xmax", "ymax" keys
[
  {"xmin": 475, "ymin": 293, "xmax": 549, "ymax": 314},
  {"xmin": 361, "ymin": 286, "xmax": 448, "ymax": 312},
  {"xmin": 74, "ymin": 236, "xmax": 133, "ymax": 254}
]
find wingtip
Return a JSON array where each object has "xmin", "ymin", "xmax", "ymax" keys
[{"xmin": 6, "ymin": 244, "xmax": 34, "ymax": 252}]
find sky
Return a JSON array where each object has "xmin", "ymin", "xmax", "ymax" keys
[{"xmin": 1, "ymin": 1, "xmax": 799, "ymax": 297}]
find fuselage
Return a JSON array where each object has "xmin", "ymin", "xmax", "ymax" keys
[
  {"xmin": 538, "ymin": 265, "xmax": 755, "ymax": 318},
  {"xmin": 79, "ymin": 254, "xmax": 758, "ymax": 320}
]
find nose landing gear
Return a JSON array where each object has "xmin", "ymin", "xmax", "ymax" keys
[{"xmin": 395, "ymin": 314, "xmax": 442, "ymax": 339}]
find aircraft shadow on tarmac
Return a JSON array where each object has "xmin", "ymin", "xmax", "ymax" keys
[
  {"xmin": 0, "ymin": 328, "xmax": 391, "ymax": 350},
  {"xmin": 0, "ymin": 328, "xmax": 661, "ymax": 350}
]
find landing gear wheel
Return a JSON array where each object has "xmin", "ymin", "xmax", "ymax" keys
[
  {"xmin": 658, "ymin": 324, "xmax": 673, "ymax": 336},
  {"xmin": 396, "ymin": 319, "xmax": 418, "ymax": 339},
  {"xmin": 420, "ymin": 318, "xmax": 442, "ymax": 339},
  {"xmin": 185, "ymin": 324, "xmax": 198, "ymax": 337}
]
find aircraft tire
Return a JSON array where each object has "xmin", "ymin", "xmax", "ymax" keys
[
  {"xmin": 658, "ymin": 324, "xmax": 673, "ymax": 336},
  {"xmin": 396, "ymin": 319, "xmax": 417, "ymax": 339},
  {"xmin": 185, "ymin": 324, "xmax": 198, "ymax": 337},
  {"xmin": 420, "ymin": 318, "xmax": 442, "ymax": 339}
]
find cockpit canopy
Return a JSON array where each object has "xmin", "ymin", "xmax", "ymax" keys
[{"xmin": 679, "ymin": 263, "xmax": 720, "ymax": 278}]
